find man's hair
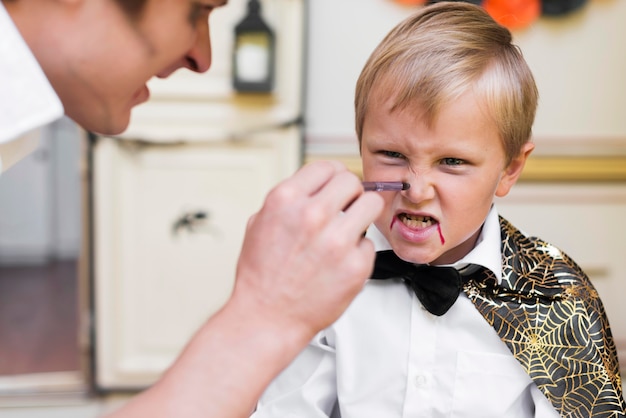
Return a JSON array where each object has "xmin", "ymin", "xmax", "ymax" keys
[
  {"xmin": 2, "ymin": 0, "xmax": 147, "ymax": 17},
  {"xmin": 354, "ymin": 1, "xmax": 538, "ymax": 164}
]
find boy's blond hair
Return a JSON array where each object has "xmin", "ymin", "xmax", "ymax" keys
[{"xmin": 355, "ymin": 1, "xmax": 538, "ymax": 164}]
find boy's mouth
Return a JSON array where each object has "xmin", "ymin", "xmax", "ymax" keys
[{"xmin": 398, "ymin": 213, "xmax": 437, "ymax": 229}]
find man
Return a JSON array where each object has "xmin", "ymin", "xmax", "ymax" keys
[{"xmin": 0, "ymin": 0, "xmax": 383, "ymax": 416}]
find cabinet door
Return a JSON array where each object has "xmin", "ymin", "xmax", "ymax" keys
[
  {"xmin": 92, "ymin": 130, "xmax": 300, "ymax": 389},
  {"xmin": 495, "ymin": 183, "xmax": 626, "ymax": 373}
]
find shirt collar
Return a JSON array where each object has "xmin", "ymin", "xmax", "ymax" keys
[
  {"xmin": 365, "ymin": 205, "xmax": 503, "ymax": 284},
  {"xmin": 0, "ymin": 2, "xmax": 63, "ymax": 171}
]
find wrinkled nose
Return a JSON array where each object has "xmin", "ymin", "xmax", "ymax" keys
[{"xmin": 402, "ymin": 169, "xmax": 435, "ymax": 202}]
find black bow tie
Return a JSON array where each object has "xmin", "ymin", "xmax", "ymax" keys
[{"xmin": 370, "ymin": 250, "xmax": 469, "ymax": 316}]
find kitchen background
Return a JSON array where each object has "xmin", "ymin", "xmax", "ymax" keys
[{"xmin": 0, "ymin": 0, "xmax": 625, "ymax": 415}]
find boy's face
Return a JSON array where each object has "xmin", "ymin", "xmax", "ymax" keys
[
  {"xmin": 360, "ymin": 87, "xmax": 532, "ymax": 265},
  {"xmin": 52, "ymin": 0, "xmax": 226, "ymax": 135}
]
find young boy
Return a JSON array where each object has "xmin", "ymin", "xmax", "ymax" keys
[{"xmin": 251, "ymin": 2, "xmax": 625, "ymax": 417}]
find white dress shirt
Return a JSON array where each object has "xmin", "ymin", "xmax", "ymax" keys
[
  {"xmin": 252, "ymin": 206, "xmax": 560, "ymax": 418},
  {"xmin": 0, "ymin": 2, "xmax": 63, "ymax": 173}
]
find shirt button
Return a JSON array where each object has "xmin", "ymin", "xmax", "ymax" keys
[{"xmin": 414, "ymin": 374, "xmax": 428, "ymax": 388}]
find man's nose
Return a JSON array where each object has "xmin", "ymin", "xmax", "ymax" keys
[{"xmin": 185, "ymin": 23, "xmax": 212, "ymax": 73}]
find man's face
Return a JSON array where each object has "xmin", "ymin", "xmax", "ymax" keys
[
  {"xmin": 53, "ymin": 0, "xmax": 226, "ymax": 135},
  {"xmin": 360, "ymin": 87, "xmax": 527, "ymax": 265}
]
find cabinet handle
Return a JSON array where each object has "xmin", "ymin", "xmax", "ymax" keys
[{"xmin": 172, "ymin": 210, "xmax": 211, "ymax": 235}]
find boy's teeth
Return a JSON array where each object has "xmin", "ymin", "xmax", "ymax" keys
[{"xmin": 400, "ymin": 214, "xmax": 434, "ymax": 228}]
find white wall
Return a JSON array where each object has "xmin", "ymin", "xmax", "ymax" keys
[{"xmin": 304, "ymin": 0, "xmax": 626, "ymax": 156}]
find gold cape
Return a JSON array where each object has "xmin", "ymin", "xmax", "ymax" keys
[{"xmin": 465, "ymin": 217, "xmax": 625, "ymax": 417}]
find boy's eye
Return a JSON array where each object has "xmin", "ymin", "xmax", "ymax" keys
[
  {"xmin": 441, "ymin": 157, "xmax": 464, "ymax": 166},
  {"xmin": 381, "ymin": 150, "xmax": 406, "ymax": 159}
]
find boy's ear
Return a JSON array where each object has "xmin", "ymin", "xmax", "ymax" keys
[{"xmin": 495, "ymin": 141, "xmax": 534, "ymax": 198}]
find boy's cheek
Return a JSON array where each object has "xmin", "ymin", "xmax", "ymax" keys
[{"xmin": 379, "ymin": 197, "xmax": 398, "ymax": 222}]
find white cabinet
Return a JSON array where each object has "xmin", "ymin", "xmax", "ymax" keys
[
  {"xmin": 495, "ymin": 183, "xmax": 626, "ymax": 372},
  {"xmin": 91, "ymin": 0, "xmax": 305, "ymax": 390},
  {"xmin": 93, "ymin": 130, "xmax": 300, "ymax": 388}
]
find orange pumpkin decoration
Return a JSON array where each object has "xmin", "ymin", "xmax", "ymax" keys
[
  {"xmin": 392, "ymin": 0, "xmax": 427, "ymax": 6},
  {"xmin": 482, "ymin": 0, "xmax": 541, "ymax": 29}
]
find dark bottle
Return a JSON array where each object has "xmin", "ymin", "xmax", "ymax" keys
[{"xmin": 232, "ymin": 0, "xmax": 275, "ymax": 93}]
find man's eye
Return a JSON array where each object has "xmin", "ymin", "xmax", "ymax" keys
[
  {"xmin": 441, "ymin": 157, "xmax": 464, "ymax": 166},
  {"xmin": 382, "ymin": 151, "xmax": 405, "ymax": 159},
  {"xmin": 189, "ymin": 3, "xmax": 214, "ymax": 22}
]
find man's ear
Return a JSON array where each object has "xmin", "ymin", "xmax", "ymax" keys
[{"xmin": 495, "ymin": 141, "xmax": 534, "ymax": 198}]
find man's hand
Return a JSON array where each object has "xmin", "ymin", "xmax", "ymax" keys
[
  {"xmin": 106, "ymin": 160, "xmax": 383, "ymax": 418},
  {"xmin": 232, "ymin": 160, "xmax": 384, "ymax": 339}
]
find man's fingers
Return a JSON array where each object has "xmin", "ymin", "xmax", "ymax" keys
[
  {"xmin": 333, "ymin": 191, "xmax": 384, "ymax": 243},
  {"xmin": 280, "ymin": 160, "xmax": 347, "ymax": 197}
]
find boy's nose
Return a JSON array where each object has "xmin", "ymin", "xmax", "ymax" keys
[{"xmin": 402, "ymin": 170, "xmax": 435, "ymax": 202}]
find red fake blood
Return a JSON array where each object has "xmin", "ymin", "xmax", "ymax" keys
[{"xmin": 437, "ymin": 224, "xmax": 445, "ymax": 245}]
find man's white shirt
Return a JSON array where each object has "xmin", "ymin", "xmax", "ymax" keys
[{"xmin": 0, "ymin": 2, "xmax": 63, "ymax": 173}]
